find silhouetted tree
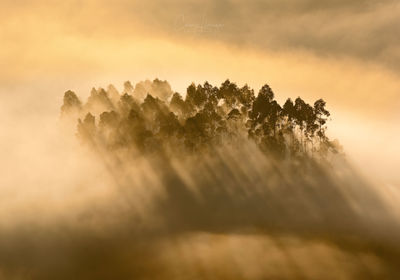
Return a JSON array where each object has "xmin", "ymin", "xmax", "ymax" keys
[
  {"xmin": 85, "ymin": 88, "xmax": 114, "ymax": 115},
  {"xmin": 151, "ymin": 78, "xmax": 173, "ymax": 102},
  {"xmin": 219, "ymin": 79, "xmax": 240, "ymax": 108},
  {"xmin": 123, "ymin": 81, "xmax": 134, "ymax": 95},
  {"xmin": 107, "ymin": 84, "xmax": 120, "ymax": 106},
  {"xmin": 63, "ymin": 80, "xmax": 335, "ymax": 159},
  {"xmin": 186, "ymin": 83, "xmax": 207, "ymax": 109},
  {"xmin": 293, "ymin": 97, "xmax": 307, "ymax": 149},
  {"xmin": 77, "ymin": 113, "xmax": 96, "ymax": 142},
  {"xmin": 238, "ymin": 84, "xmax": 255, "ymax": 112},
  {"xmin": 314, "ymin": 99, "xmax": 330, "ymax": 144},
  {"xmin": 268, "ymin": 100, "xmax": 282, "ymax": 137},
  {"xmin": 61, "ymin": 90, "xmax": 81, "ymax": 116},
  {"xmin": 170, "ymin": 92, "xmax": 186, "ymax": 117},
  {"xmin": 249, "ymin": 84, "xmax": 275, "ymax": 123},
  {"xmin": 282, "ymin": 98, "xmax": 295, "ymax": 124},
  {"xmin": 118, "ymin": 93, "xmax": 140, "ymax": 117},
  {"xmin": 99, "ymin": 111, "xmax": 119, "ymax": 129}
]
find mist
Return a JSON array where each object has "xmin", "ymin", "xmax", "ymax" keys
[
  {"xmin": 1, "ymin": 0, "xmax": 400, "ymax": 278},
  {"xmin": 0, "ymin": 79, "xmax": 399, "ymax": 279}
]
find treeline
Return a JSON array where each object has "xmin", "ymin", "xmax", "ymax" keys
[{"xmin": 61, "ymin": 79, "xmax": 340, "ymax": 158}]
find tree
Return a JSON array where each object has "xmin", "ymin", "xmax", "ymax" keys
[
  {"xmin": 151, "ymin": 78, "xmax": 173, "ymax": 102},
  {"xmin": 123, "ymin": 81, "xmax": 134, "ymax": 95},
  {"xmin": 303, "ymin": 103, "xmax": 317, "ymax": 152},
  {"xmin": 63, "ymin": 79, "xmax": 335, "ymax": 159},
  {"xmin": 61, "ymin": 90, "xmax": 81, "ymax": 116},
  {"xmin": 282, "ymin": 98, "xmax": 295, "ymax": 123},
  {"xmin": 249, "ymin": 84, "xmax": 275, "ymax": 126},
  {"xmin": 219, "ymin": 79, "xmax": 239, "ymax": 107},
  {"xmin": 86, "ymin": 87, "xmax": 114, "ymax": 115},
  {"xmin": 238, "ymin": 84, "xmax": 255, "ymax": 111},
  {"xmin": 99, "ymin": 111, "xmax": 119, "ymax": 129},
  {"xmin": 99, "ymin": 111, "xmax": 120, "ymax": 146},
  {"xmin": 77, "ymin": 113, "xmax": 96, "ymax": 142},
  {"xmin": 118, "ymin": 93, "xmax": 140, "ymax": 117},
  {"xmin": 268, "ymin": 100, "xmax": 282, "ymax": 137},
  {"xmin": 203, "ymin": 81, "xmax": 219, "ymax": 108},
  {"xmin": 107, "ymin": 84, "xmax": 120, "ymax": 106},
  {"xmin": 158, "ymin": 112, "xmax": 182, "ymax": 138},
  {"xmin": 170, "ymin": 92, "xmax": 186, "ymax": 117},
  {"xmin": 186, "ymin": 83, "xmax": 207, "ymax": 109},
  {"xmin": 258, "ymin": 84, "xmax": 274, "ymax": 102},
  {"xmin": 314, "ymin": 99, "xmax": 330, "ymax": 144},
  {"xmin": 133, "ymin": 81, "xmax": 148, "ymax": 100}
]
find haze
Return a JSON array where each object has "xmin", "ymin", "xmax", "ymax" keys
[{"xmin": 1, "ymin": 1, "xmax": 400, "ymax": 279}]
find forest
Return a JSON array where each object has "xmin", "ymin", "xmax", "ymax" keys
[{"xmin": 61, "ymin": 79, "xmax": 340, "ymax": 159}]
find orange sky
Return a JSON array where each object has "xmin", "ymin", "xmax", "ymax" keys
[{"xmin": 1, "ymin": 0, "xmax": 400, "ymax": 186}]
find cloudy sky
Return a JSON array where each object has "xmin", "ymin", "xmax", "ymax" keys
[{"xmin": 1, "ymin": 0, "xmax": 400, "ymax": 184}]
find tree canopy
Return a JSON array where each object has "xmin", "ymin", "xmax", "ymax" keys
[{"xmin": 61, "ymin": 79, "xmax": 339, "ymax": 159}]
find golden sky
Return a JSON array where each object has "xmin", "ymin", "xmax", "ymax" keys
[
  {"xmin": 1, "ymin": 0, "xmax": 400, "ymax": 184},
  {"xmin": 1, "ymin": 4, "xmax": 400, "ymax": 277}
]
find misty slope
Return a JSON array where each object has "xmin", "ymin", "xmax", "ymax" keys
[
  {"xmin": 0, "ymin": 80, "xmax": 399, "ymax": 280},
  {"xmin": 1, "ymin": 140, "xmax": 399, "ymax": 279}
]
